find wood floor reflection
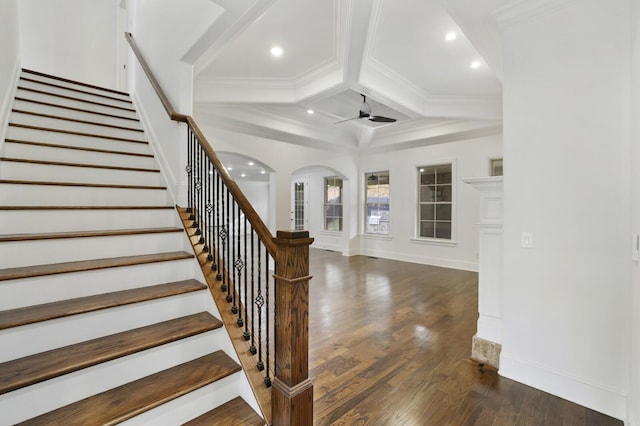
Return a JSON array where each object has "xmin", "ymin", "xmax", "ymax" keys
[{"xmin": 307, "ymin": 249, "xmax": 621, "ymax": 426}]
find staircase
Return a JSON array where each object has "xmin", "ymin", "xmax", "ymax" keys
[{"xmin": 0, "ymin": 69, "xmax": 264, "ymax": 425}]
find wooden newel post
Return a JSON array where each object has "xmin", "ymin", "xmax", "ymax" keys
[{"xmin": 272, "ymin": 230, "xmax": 314, "ymax": 426}]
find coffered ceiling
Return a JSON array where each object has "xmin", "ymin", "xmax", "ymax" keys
[{"xmin": 189, "ymin": 0, "xmax": 508, "ymax": 153}]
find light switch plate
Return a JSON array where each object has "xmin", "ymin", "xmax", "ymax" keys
[{"xmin": 521, "ymin": 232, "xmax": 533, "ymax": 249}]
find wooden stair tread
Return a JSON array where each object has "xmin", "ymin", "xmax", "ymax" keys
[
  {"xmin": 17, "ymin": 351, "xmax": 241, "ymax": 426},
  {"xmin": 19, "ymin": 77, "xmax": 133, "ymax": 105},
  {"xmin": 0, "ymin": 179, "xmax": 166, "ymax": 190},
  {"xmin": 0, "ymin": 311, "xmax": 221, "ymax": 395},
  {"xmin": 0, "ymin": 279, "xmax": 206, "ymax": 330},
  {"xmin": 16, "ymin": 86, "xmax": 136, "ymax": 112},
  {"xmin": 0, "ymin": 227, "xmax": 183, "ymax": 242},
  {"xmin": 0, "ymin": 205, "xmax": 174, "ymax": 210},
  {"xmin": 0, "ymin": 157, "xmax": 160, "ymax": 173},
  {"xmin": 22, "ymin": 68, "xmax": 130, "ymax": 97},
  {"xmin": 14, "ymin": 97, "xmax": 140, "ymax": 122},
  {"xmin": 183, "ymin": 397, "xmax": 264, "ymax": 426},
  {"xmin": 4, "ymin": 138, "xmax": 154, "ymax": 158},
  {"xmin": 8, "ymin": 123, "xmax": 148, "ymax": 144},
  {"xmin": 0, "ymin": 251, "xmax": 194, "ymax": 281},
  {"xmin": 12, "ymin": 109, "xmax": 143, "ymax": 132}
]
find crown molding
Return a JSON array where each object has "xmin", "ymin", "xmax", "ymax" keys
[{"xmin": 492, "ymin": 0, "xmax": 578, "ymax": 31}]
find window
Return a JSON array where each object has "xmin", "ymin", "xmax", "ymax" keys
[
  {"xmin": 324, "ymin": 177, "xmax": 343, "ymax": 231},
  {"xmin": 490, "ymin": 158, "xmax": 503, "ymax": 176},
  {"xmin": 418, "ymin": 164, "xmax": 452, "ymax": 239},
  {"xmin": 365, "ymin": 171, "xmax": 390, "ymax": 234}
]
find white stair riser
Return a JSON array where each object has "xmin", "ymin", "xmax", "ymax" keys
[
  {"xmin": 14, "ymin": 89, "xmax": 138, "ymax": 120},
  {"xmin": 10, "ymin": 111, "xmax": 146, "ymax": 141},
  {"xmin": 0, "ymin": 184, "xmax": 170, "ymax": 206},
  {"xmin": 0, "ymin": 232, "xmax": 186, "ymax": 268},
  {"xmin": 18, "ymin": 79, "xmax": 133, "ymax": 109},
  {"xmin": 6, "ymin": 125, "xmax": 149, "ymax": 154},
  {"xmin": 0, "ymin": 258, "xmax": 195, "ymax": 310},
  {"xmin": 0, "ymin": 209, "xmax": 178, "ymax": 234},
  {"xmin": 19, "ymin": 73, "xmax": 131, "ymax": 103},
  {"xmin": 0, "ymin": 161, "xmax": 164, "ymax": 187},
  {"xmin": 13, "ymin": 99, "xmax": 143, "ymax": 130},
  {"xmin": 0, "ymin": 330, "xmax": 228, "ymax": 425},
  {"xmin": 3, "ymin": 142, "xmax": 157, "ymax": 169},
  {"xmin": 122, "ymin": 373, "xmax": 244, "ymax": 426},
  {"xmin": 0, "ymin": 291, "xmax": 207, "ymax": 362}
]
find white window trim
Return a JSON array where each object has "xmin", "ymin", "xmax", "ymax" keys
[{"xmin": 414, "ymin": 159, "xmax": 457, "ymax": 244}]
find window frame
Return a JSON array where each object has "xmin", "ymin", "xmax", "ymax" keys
[
  {"xmin": 323, "ymin": 176, "xmax": 343, "ymax": 232},
  {"xmin": 414, "ymin": 161, "xmax": 457, "ymax": 245}
]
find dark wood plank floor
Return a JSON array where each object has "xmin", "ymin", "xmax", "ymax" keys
[{"xmin": 308, "ymin": 249, "xmax": 622, "ymax": 426}]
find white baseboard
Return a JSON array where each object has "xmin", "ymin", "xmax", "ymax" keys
[
  {"xmin": 499, "ymin": 352, "xmax": 627, "ymax": 422},
  {"xmin": 357, "ymin": 247, "xmax": 478, "ymax": 272},
  {"xmin": 0, "ymin": 61, "xmax": 21, "ymax": 152},
  {"xmin": 133, "ymin": 93, "xmax": 180, "ymax": 205}
]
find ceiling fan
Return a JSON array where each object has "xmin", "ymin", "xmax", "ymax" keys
[{"xmin": 335, "ymin": 94, "xmax": 397, "ymax": 124}]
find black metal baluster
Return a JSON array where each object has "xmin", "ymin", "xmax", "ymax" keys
[
  {"xmin": 232, "ymin": 201, "xmax": 241, "ymax": 318},
  {"xmin": 264, "ymin": 246, "xmax": 271, "ymax": 387},
  {"xmin": 218, "ymin": 181, "xmax": 227, "ymax": 290},
  {"xmin": 249, "ymin": 228, "xmax": 257, "ymax": 354},
  {"xmin": 226, "ymin": 188, "xmax": 232, "ymax": 303},
  {"xmin": 214, "ymin": 171, "xmax": 221, "ymax": 276},
  {"xmin": 256, "ymin": 242, "xmax": 264, "ymax": 372},
  {"xmin": 185, "ymin": 128, "xmax": 193, "ymax": 217},
  {"xmin": 204, "ymin": 160, "xmax": 212, "ymax": 257},
  {"xmin": 243, "ymin": 215, "xmax": 250, "ymax": 341}
]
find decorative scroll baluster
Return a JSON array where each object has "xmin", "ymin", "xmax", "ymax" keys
[
  {"xmin": 215, "ymin": 172, "xmax": 222, "ymax": 278},
  {"xmin": 256, "ymin": 241, "xmax": 265, "ymax": 372},
  {"xmin": 232, "ymin": 201, "xmax": 241, "ymax": 318},
  {"xmin": 249, "ymin": 229, "xmax": 257, "ymax": 353},
  {"xmin": 204, "ymin": 161, "xmax": 212, "ymax": 256},
  {"xmin": 185, "ymin": 128, "xmax": 193, "ymax": 218}
]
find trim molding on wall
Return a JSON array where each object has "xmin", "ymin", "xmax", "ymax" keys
[
  {"xmin": 500, "ymin": 352, "xmax": 627, "ymax": 421},
  {"xmin": 0, "ymin": 61, "xmax": 21, "ymax": 151}
]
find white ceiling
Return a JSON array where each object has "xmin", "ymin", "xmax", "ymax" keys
[{"xmin": 190, "ymin": 0, "xmax": 508, "ymax": 153}]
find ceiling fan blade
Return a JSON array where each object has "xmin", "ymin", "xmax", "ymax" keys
[
  {"xmin": 335, "ymin": 116, "xmax": 361, "ymax": 124},
  {"xmin": 368, "ymin": 115, "xmax": 397, "ymax": 123}
]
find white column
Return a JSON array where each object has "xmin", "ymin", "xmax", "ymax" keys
[{"xmin": 463, "ymin": 176, "xmax": 503, "ymax": 368}]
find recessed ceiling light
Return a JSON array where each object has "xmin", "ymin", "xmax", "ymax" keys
[
  {"xmin": 307, "ymin": 109, "xmax": 314, "ymax": 115},
  {"xmin": 241, "ymin": 173, "xmax": 246, "ymax": 178},
  {"xmin": 445, "ymin": 32, "xmax": 457, "ymax": 41},
  {"xmin": 270, "ymin": 46, "xmax": 283, "ymax": 57},
  {"xmin": 261, "ymin": 170, "xmax": 266, "ymax": 174},
  {"xmin": 227, "ymin": 167, "xmax": 233, "ymax": 171},
  {"xmin": 471, "ymin": 60, "xmax": 482, "ymax": 69},
  {"xmin": 248, "ymin": 161, "xmax": 254, "ymax": 166}
]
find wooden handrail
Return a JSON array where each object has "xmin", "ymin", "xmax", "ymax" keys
[
  {"xmin": 124, "ymin": 32, "xmax": 186, "ymax": 122},
  {"xmin": 124, "ymin": 32, "xmax": 277, "ymax": 257}
]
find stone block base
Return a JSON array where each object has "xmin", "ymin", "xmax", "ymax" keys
[{"xmin": 471, "ymin": 333, "xmax": 501, "ymax": 369}]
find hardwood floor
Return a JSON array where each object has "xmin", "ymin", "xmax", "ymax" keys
[{"xmin": 307, "ymin": 249, "xmax": 622, "ymax": 426}]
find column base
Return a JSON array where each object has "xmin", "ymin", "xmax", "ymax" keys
[{"xmin": 471, "ymin": 333, "xmax": 501, "ymax": 369}]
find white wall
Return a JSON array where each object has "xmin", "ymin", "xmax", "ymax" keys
[
  {"xmin": 500, "ymin": 0, "xmax": 630, "ymax": 420},
  {"xmin": 17, "ymin": 0, "xmax": 119, "ymax": 89},
  {"xmin": 128, "ymin": 0, "xmax": 222, "ymax": 114},
  {"xmin": 358, "ymin": 135, "xmax": 502, "ymax": 271},
  {"xmin": 0, "ymin": 0, "xmax": 21, "ymax": 150},
  {"xmin": 630, "ymin": 0, "xmax": 640, "ymax": 423}
]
